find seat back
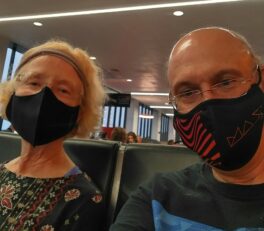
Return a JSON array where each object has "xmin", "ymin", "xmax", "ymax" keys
[
  {"xmin": 0, "ymin": 132, "xmax": 21, "ymax": 161},
  {"xmin": 113, "ymin": 143, "xmax": 201, "ymax": 219},
  {"xmin": 64, "ymin": 138, "xmax": 120, "ymax": 202}
]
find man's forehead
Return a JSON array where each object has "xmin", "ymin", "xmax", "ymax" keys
[
  {"xmin": 167, "ymin": 27, "xmax": 255, "ymax": 86},
  {"xmin": 170, "ymin": 27, "xmax": 247, "ymax": 59}
]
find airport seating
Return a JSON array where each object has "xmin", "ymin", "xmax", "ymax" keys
[
  {"xmin": 0, "ymin": 132, "xmax": 201, "ymax": 230},
  {"xmin": 111, "ymin": 143, "xmax": 201, "ymax": 221},
  {"xmin": 0, "ymin": 131, "xmax": 21, "ymax": 161}
]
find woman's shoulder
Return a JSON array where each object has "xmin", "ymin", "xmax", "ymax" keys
[{"xmin": 65, "ymin": 172, "xmax": 103, "ymax": 203}]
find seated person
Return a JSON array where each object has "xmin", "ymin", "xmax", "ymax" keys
[
  {"xmin": 111, "ymin": 27, "xmax": 264, "ymax": 230},
  {"xmin": 0, "ymin": 40, "xmax": 105, "ymax": 230},
  {"xmin": 167, "ymin": 139, "xmax": 175, "ymax": 145},
  {"xmin": 126, "ymin": 131, "xmax": 137, "ymax": 143},
  {"xmin": 110, "ymin": 127, "xmax": 127, "ymax": 143},
  {"xmin": 137, "ymin": 135, "xmax": 143, "ymax": 143}
]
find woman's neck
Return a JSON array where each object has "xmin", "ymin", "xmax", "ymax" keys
[{"xmin": 5, "ymin": 138, "xmax": 75, "ymax": 178}]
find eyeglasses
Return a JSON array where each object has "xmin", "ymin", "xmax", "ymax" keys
[{"xmin": 169, "ymin": 65, "xmax": 261, "ymax": 113}]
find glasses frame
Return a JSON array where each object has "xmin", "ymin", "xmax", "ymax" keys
[{"xmin": 169, "ymin": 65, "xmax": 262, "ymax": 111}]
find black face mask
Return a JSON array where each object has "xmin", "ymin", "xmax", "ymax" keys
[
  {"xmin": 173, "ymin": 84, "xmax": 264, "ymax": 171},
  {"xmin": 6, "ymin": 87, "xmax": 80, "ymax": 146}
]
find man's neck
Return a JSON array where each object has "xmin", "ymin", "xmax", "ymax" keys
[{"xmin": 212, "ymin": 137, "xmax": 264, "ymax": 185}]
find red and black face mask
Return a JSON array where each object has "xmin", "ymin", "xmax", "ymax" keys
[{"xmin": 173, "ymin": 84, "xmax": 264, "ymax": 171}]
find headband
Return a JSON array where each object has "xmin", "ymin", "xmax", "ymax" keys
[{"xmin": 15, "ymin": 49, "xmax": 88, "ymax": 95}]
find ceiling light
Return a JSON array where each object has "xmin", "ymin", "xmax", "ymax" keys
[
  {"xmin": 126, "ymin": 79, "xmax": 132, "ymax": 82},
  {"xmin": 165, "ymin": 113, "xmax": 174, "ymax": 116},
  {"xmin": 33, "ymin": 22, "xmax": 42, "ymax": 26},
  {"xmin": 139, "ymin": 114, "xmax": 154, "ymax": 119},
  {"xmin": 173, "ymin": 11, "xmax": 184, "ymax": 16},
  {"xmin": 150, "ymin": 105, "xmax": 173, "ymax": 109},
  {"xmin": 131, "ymin": 92, "xmax": 169, "ymax": 96},
  {"xmin": 90, "ymin": 56, "xmax": 96, "ymax": 60},
  {"xmin": 0, "ymin": 0, "xmax": 244, "ymax": 22}
]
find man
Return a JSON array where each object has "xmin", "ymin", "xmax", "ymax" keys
[{"xmin": 111, "ymin": 27, "xmax": 264, "ymax": 230}]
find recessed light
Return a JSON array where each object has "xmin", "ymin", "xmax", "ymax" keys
[
  {"xmin": 126, "ymin": 79, "xmax": 132, "ymax": 82},
  {"xmin": 90, "ymin": 56, "xmax": 96, "ymax": 60},
  {"xmin": 131, "ymin": 92, "xmax": 169, "ymax": 96},
  {"xmin": 0, "ymin": 0, "xmax": 243, "ymax": 22},
  {"xmin": 33, "ymin": 22, "xmax": 42, "ymax": 26},
  {"xmin": 173, "ymin": 11, "xmax": 184, "ymax": 16},
  {"xmin": 139, "ymin": 114, "xmax": 154, "ymax": 119},
  {"xmin": 150, "ymin": 105, "xmax": 173, "ymax": 109}
]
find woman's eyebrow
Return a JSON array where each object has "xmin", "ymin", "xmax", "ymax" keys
[{"xmin": 17, "ymin": 72, "xmax": 44, "ymax": 81}]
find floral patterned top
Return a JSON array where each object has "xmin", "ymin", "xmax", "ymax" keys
[{"xmin": 0, "ymin": 164, "xmax": 103, "ymax": 231}]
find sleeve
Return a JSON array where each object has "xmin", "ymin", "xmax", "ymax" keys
[{"xmin": 110, "ymin": 179, "xmax": 155, "ymax": 231}]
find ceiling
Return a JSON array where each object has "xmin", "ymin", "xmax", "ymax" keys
[{"xmin": 0, "ymin": 0, "xmax": 263, "ymax": 115}]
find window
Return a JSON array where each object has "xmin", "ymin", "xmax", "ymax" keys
[
  {"xmin": 1, "ymin": 43, "xmax": 25, "ymax": 83},
  {"xmin": 102, "ymin": 106, "xmax": 127, "ymax": 128},
  {"xmin": 137, "ymin": 104, "xmax": 153, "ymax": 139},
  {"xmin": 1, "ymin": 43, "xmax": 25, "ymax": 130},
  {"xmin": 160, "ymin": 114, "xmax": 169, "ymax": 141}
]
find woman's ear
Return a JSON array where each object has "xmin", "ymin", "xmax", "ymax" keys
[{"xmin": 260, "ymin": 64, "xmax": 264, "ymax": 91}]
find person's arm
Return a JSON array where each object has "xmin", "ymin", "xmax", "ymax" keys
[{"xmin": 110, "ymin": 180, "xmax": 155, "ymax": 231}]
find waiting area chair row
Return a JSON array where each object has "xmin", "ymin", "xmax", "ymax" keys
[{"xmin": 0, "ymin": 132, "xmax": 200, "ymax": 230}]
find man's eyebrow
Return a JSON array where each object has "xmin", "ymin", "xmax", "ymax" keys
[
  {"xmin": 172, "ymin": 80, "xmax": 198, "ymax": 93},
  {"xmin": 212, "ymin": 69, "xmax": 243, "ymax": 80},
  {"xmin": 172, "ymin": 68, "xmax": 244, "ymax": 92}
]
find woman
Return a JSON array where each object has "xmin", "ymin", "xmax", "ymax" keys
[
  {"xmin": 126, "ymin": 131, "xmax": 137, "ymax": 143},
  {"xmin": 0, "ymin": 40, "xmax": 105, "ymax": 230}
]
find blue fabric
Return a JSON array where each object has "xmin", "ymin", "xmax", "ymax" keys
[
  {"xmin": 152, "ymin": 200, "xmax": 264, "ymax": 231},
  {"xmin": 64, "ymin": 166, "xmax": 82, "ymax": 176}
]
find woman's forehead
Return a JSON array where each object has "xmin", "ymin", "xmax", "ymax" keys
[{"xmin": 18, "ymin": 56, "xmax": 81, "ymax": 79}]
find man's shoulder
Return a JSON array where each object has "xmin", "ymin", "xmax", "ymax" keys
[{"xmin": 153, "ymin": 162, "xmax": 206, "ymax": 185}]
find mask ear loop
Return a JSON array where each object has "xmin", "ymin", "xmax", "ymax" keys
[{"xmin": 256, "ymin": 65, "xmax": 262, "ymax": 85}]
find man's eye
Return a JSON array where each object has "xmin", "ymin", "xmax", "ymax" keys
[
  {"xmin": 217, "ymin": 79, "xmax": 237, "ymax": 88},
  {"xmin": 178, "ymin": 90, "xmax": 197, "ymax": 98}
]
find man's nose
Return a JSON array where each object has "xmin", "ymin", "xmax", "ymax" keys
[{"xmin": 201, "ymin": 89, "xmax": 215, "ymax": 101}]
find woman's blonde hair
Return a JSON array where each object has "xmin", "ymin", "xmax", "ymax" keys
[{"xmin": 0, "ymin": 39, "xmax": 106, "ymax": 138}]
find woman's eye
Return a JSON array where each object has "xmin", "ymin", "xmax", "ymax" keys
[
  {"xmin": 59, "ymin": 88, "xmax": 70, "ymax": 94},
  {"xmin": 28, "ymin": 81, "xmax": 40, "ymax": 87}
]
